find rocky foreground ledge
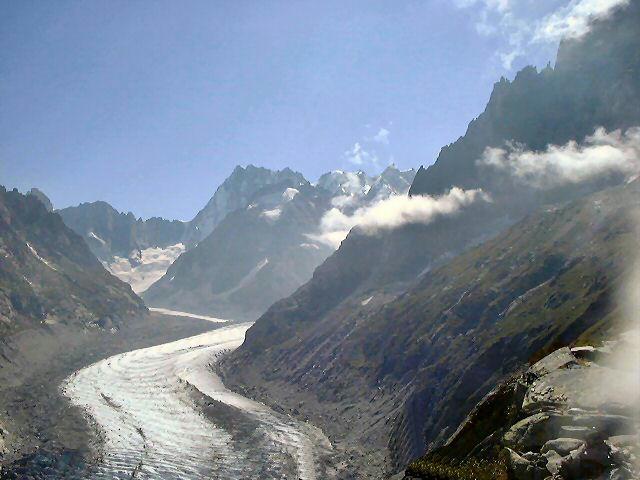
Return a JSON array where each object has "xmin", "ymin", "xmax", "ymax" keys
[{"xmin": 404, "ymin": 333, "xmax": 640, "ymax": 480}]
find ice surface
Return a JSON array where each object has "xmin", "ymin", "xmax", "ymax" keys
[
  {"xmin": 148, "ymin": 307, "xmax": 228, "ymax": 323},
  {"xmin": 282, "ymin": 188, "xmax": 300, "ymax": 201},
  {"xmin": 61, "ymin": 323, "xmax": 330, "ymax": 479},
  {"xmin": 260, "ymin": 208, "xmax": 282, "ymax": 221}
]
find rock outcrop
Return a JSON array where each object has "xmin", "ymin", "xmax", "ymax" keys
[
  {"xmin": 26, "ymin": 189, "xmax": 52, "ymax": 212},
  {"xmin": 57, "ymin": 201, "xmax": 187, "ymax": 264},
  {"xmin": 143, "ymin": 180, "xmax": 334, "ymax": 320},
  {"xmin": 409, "ymin": 1, "xmax": 640, "ymax": 199},
  {"xmin": 404, "ymin": 334, "xmax": 640, "ymax": 480}
]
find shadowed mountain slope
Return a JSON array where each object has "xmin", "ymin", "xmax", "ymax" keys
[
  {"xmin": 143, "ymin": 180, "xmax": 334, "ymax": 320},
  {"xmin": 144, "ymin": 166, "xmax": 416, "ymax": 320},
  {"xmin": 58, "ymin": 201, "xmax": 187, "ymax": 263},
  {"xmin": 409, "ymin": 0, "xmax": 640, "ymax": 198},
  {"xmin": 224, "ymin": 180, "xmax": 639, "ymax": 475},
  {"xmin": 222, "ymin": 3, "xmax": 640, "ymax": 477},
  {"xmin": 182, "ymin": 164, "xmax": 307, "ymax": 247},
  {"xmin": 0, "ymin": 187, "xmax": 146, "ymax": 336}
]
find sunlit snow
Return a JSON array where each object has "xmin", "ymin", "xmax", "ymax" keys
[
  {"xmin": 88, "ymin": 231, "xmax": 106, "ymax": 246},
  {"xmin": 105, "ymin": 243, "xmax": 185, "ymax": 293},
  {"xmin": 25, "ymin": 242, "xmax": 58, "ymax": 271},
  {"xmin": 260, "ymin": 208, "xmax": 282, "ymax": 221}
]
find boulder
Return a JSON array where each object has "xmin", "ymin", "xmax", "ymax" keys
[
  {"xmin": 503, "ymin": 413, "xmax": 572, "ymax": 450},
  {"xmin": 541, "ymin": 438, "xmax": 585, "ymax": 456},
  {"xmin": 529, "ymin": 348, "xmax": 577, "ymax": 378},
  {"xmin": 543, "ymin": 449, "xmax": 565, "ymax": 475},
  {"xmin": 507, "ymin": 448, "xmax": 548, "ymax": 480}
]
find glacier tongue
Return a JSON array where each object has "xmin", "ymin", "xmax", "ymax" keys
[{"xmin": 61, "ymin": 323, "xmax": 332, "ymax": 479}]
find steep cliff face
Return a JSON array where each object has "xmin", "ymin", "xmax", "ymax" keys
[
  {"xmin": 225, "ymin": 181, "xmax": 639, "ymax": 475},
  {"xmin": 58, "ymin": 201, "xmax": 188, "ymax": 293},
  {"xmin": 222, "ymin": 3, "xmax": 640, "ymax": 477},
  {"xmin": 26, "ymin": 188, "xmax": 53, "ymax": 212},
  {"xmin": 58, "ymin": 201, "xmax": 187, "ymax": 263},
  {"xmin": 143, "ymin": 165, "xmax": 417, "ymax": 320},
  {"xmin": 0, "ymin": 187, "xmax": 146, "ymax": 336},
  {"xmin": 409, "ymin": 1, "xmax": 640, "ymax": 198}
]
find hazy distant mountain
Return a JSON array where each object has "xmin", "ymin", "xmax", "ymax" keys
[
  {"xmin": 0, "ymin": 187, "xmax": 146, "ymax": 335},
  {"xmin": 58, "ymin": 201, "xmax": 188, "ymax": 293},
  {"xmin": 317, "ymin": 165, "xmax": 416, "ymax": 207},
  {"xmin": 182, "ymin": 165, "xmax": 307, "ymax": 247},
  {"xmin": 144, "ymin": 179, "xmax": 332, "ymax": 320},
  {"xmin": 222, "ymin": 3, "xmax": 640, "ymax": 477},
  {"xmin": 144, "ymin": 165, "xmax": 416, "ymax": 320}
]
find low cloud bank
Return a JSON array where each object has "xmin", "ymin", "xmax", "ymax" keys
[
  {"xmin": 478, "ymin": 127, "xmax": 640, "ymax": 188},
  {"xmin": 308, "ymin": 187, "xmax": 490, "ymax": 249}
]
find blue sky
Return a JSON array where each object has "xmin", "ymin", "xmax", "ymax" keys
[{"xmin": 0, "ymin": 0, "xmax": 620, "ymax": 220}]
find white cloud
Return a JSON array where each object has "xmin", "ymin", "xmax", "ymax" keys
[
  {"xmin": 372, "ymin": 127, "xmax": 390, "ymax": 145},
  {"xmin": 453, "ymin": 0, "xmax": 629, "ymax": 70},
  {"xmin": 344, "ymin": 126, "xmax": 392, "ymax": 172},
  {"xmin": 533, "ymin": 0, "xmax": 630, "ymax": 43},
  {"xmin": 344, "ymin": 142, "xmax": 381, "ymax": 170},
  {"xmin": 308, "ymin": 187, "xmax": 491, "ymax": 249},
  {"xmin": 478, "ymin": 127, "xmax": 640, "ymax": 188}
]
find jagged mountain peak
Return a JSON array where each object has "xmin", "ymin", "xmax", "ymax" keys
[
  {"xmin": 26, "ymin": 188, "xmax": 53, "ymax": 212},
  {"xmin": 57, "ymin": 201, "xmax": 188, "ymax": 293},
  {"xmin": 183, "ymin": 165, "xmax": 308, "ymax": 246},
  {"xmin": 409, "ymin": 0, "xmax": 640, "ymax": 199}
]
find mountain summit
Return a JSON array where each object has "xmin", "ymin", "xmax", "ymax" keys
[
  {"xmin": 143, "ymin": 165, "xmax": 416, "ymax": 320},
  {"xmin": 182, "ymin": 164, "xmax": 307, "ymax": 247}
]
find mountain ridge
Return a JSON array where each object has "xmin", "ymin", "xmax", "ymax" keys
[
  {"xmin": 143, "ymin": 165, "xmax": 417, "ymax": 320},
  {"xmin": 221, "ymin": 3, "xmax": 640, "ymax": 477},
  {"xmin": 0, "ymin": 186, "xmax": 147, "ymax": 336}
]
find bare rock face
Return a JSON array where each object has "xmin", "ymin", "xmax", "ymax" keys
[
  {"xmin": 27, "ymin": 188, "xmax": 53, "ymax": 212},
  {"xmin": 182, "ymin": 165, "xmax": 308, "ymax": 247},
  {"xmin": 143, "ymin": 165, "xmax": 416, "ymax": 320},
  {"xmin": 509, "ymin": 338, "xmax": 639, "ymax": 478},
  {"xmin": 409, "ymin": 1, "xmax": 640, "ymax": 200},
  {"xmin": 0, "ymin": 186, "xmax": 146, "ymax": 336},
  {"xmin": 224, "ymin": 3, "xmax": 640, "ymax": 476},
  {"xmin": 57, "ymin": 201, "xmax": 187, "ymax": 264},
  {"xmin": 406, "ymin": 333, "xmax": 639, "ymax": 480}
]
